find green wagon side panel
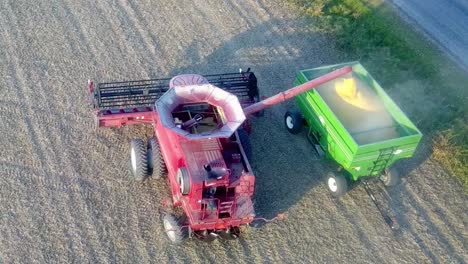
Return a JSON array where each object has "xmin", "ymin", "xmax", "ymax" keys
[{"xmin": 294, "ymin": 62, "xmax": 422, "ymax": 181}]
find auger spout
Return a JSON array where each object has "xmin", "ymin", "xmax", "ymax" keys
[{"xmin": 242, "ymin": 66, "xmax": 352, "ymax": 116}]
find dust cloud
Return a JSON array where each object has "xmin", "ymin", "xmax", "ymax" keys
[{"xmin": 316, "ymin": 73, "xmax": 399, "ymax": 145}]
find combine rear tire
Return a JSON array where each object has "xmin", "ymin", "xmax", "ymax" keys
[
  {"xmin": 130, "ymin": 139, "xmax": 148, "ymax": 181},
  {"xmin": 177, "ymin": 167, "xmax": 190, "ymax": 195},
  {"xmin": 147, "ymin": 137, "xmax": 166, "ymax": 179},
  {"xmin": 327, "ymin": 172, "xmax": 348, "ymax": 197},
  {"xmin": 380, "ymin": 167, "xmax": 400, "ymax": 187},
  {"xmin": 162, "ymin": 214, "xmax": 185, "ymax": 244},
  {"xmin": 284, "ymin": 111, "xmax": 303, "ymax": 134}
]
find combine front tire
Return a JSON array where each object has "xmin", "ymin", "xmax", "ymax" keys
[
  {"xmin": 327, "ymin": 172, "xmax": 348, "ymax": 197},
  {"xmin": 162, "ymin": 214, "xmax": 185, "ymax": 244},
  {"xmin": 147, "ymin": 137, "xmax": 166, "ymax": 179},
  {"xmin": 130, "ymin": 139, "xmax": 148, "ymax": 181},
  {"xmin": 284, "ymin": 111, "xmax": 303, "ymax": 134},
  {"xmin": 380, "ymin": 167, "xmax": 400, "ymax": 187}
]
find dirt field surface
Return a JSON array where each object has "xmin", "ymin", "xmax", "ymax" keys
[{"xmin": 0, "ymin": 0, "xmax": 466, "ymax": 263}]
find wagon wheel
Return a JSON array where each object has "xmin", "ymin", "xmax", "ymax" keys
[
  {"xmin": 177, "ymin": 167, "xmax": 190, "ymax": 195},
  {"xmin": 130, "ymin": 139, "xmax": 148, "ymax": 181},
  {"xmin": 194, "ymin": 230, "xmax": 218, "ymax": 242},
  {"xmin": 218, "ymin": 227, "xmax": 240, "ymax": 240},
  {"xmin": 147, "ymin": 137, "xmax": 166, "ymax": 179},
  {"xmin": 380, "ymin": 167, "xmax": 400, "ymax": 187},
  {"xmin": 327, "ymin": 172, "xmax": 348, "ymax": 197},
  {"xmin": 284, "ymin": 110, "xmax": 303, "ymax": 134},
  {"xmin": 162, "ymin": 213, "xmax": 185, "ymax": 244}
]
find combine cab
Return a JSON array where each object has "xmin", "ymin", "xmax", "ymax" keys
[{"xmin": 88, "ymin": 67, "xmax": 351, "ymax": 243}]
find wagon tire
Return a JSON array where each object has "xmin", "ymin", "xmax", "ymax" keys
[
  {"xmin": 162, "ymin": 213, "xmax": 185, "ymax": 244},
  {"xmin": 177, "ymin": 167, "xmax": 190, "ymax": 195},
  {"xmin": 327, "ymin": 172, "xmax": 348, "ymax": 197},
  {"xmin": 284, "ymin": 111, "xmax": 303, "ymax": 134},
  {"xmin": 147, "ymin": 137, "xmax": 166, "ymax": 179},
  {"xmin": 130, "ymin": 139, "xmax": 148, "ymax": 181},
  {"xmin": 237, "ymin": 129, "xmax": 252, "ymax": 161},
  {"xmin": 380, "ymin": 167, "xmax": 400, "ymax": 187}
]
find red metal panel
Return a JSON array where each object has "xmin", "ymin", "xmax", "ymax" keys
[{"xmin": 97, "ymin": 109, "xmax": 154, "ymax": 128}]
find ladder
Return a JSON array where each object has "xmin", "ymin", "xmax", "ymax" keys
[
  {"xmin": 219, "ymin": 201, "xmax": 234, "ymax": 215},
  {"xmin": 369, "ymin": 147, "xmax": 395, "ymax": 176},
  {"xmin": 364, "ymin": 146, "xmax": 398, "ymax": 230}
]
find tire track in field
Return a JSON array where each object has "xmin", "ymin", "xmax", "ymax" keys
[
  {"xmin": 0, "ymin": 165, "xmax": 46, "ymax": 263},
  {"xmin": 24, "ymin": 37, "xmax": 110, "ymax": 264},
  {"xmin": 10, "ymin": 32, "xmax": 103, "ymax": 264},
  {"xmin": 383, "ymin": 159, "xmax": 466, "ymax": 263},
  {"xmin": 99, "ymin": 0, "xmax": 176, "ymax": 258},
  {"xmin": 132, "ymin": 181, "xmax": 169, "ymax": 261},
  {"xmin": 115, "ymin": 0, "xmax": 160, "ymax": 59},
  {"xmin": 61, "ymin": 0, "xmax": 149, "ymax": 80},
  {"xmin": 408, "ymin": 163, "xmax": 466, "ymax": 244},
  {"xmin": 91, "ymin": 0, "xmax": 158, "ymax": 78},
  {"xmin": 124, "ymin": 0, "xmax": 188, "ymax": 74},
  {"xmin": 43, "ymin": 0, "xmax": 159, "ymax": 260},
  {"xmin": 187, "ymin": 0, "xmax": 257, "ymax": 72},
  {"xmin": 0, "ymin": 31, "xmax": 60, "ymax": 264},
  {"xmin": 223, "ymin": 0, "xmax": 299, "ymax": 70},
  {"xmin": 1, "ymin": 1, "xmax": 107, "ymax": 261},
  {"xmin": 398, "ymin": 177, "xmax": 465, "ymax": 263},
  {"xmin": 42, "ymin": 0, "xmax": 130, "ymax": 178}
]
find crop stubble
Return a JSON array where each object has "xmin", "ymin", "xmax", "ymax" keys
[{"xmin": 0, "ymin": 0, "xmax": 465, "ymax": 263}]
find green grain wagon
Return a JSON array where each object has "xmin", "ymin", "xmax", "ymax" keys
[{"xmin": 285, "ymin": 61, "xmax": 422, "ymax": 197}]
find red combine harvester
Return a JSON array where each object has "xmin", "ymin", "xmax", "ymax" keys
[{"xmin": 88, "ymin": 66, "xmax": 351, "ymax": 243}]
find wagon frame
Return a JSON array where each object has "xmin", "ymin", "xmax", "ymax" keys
[{"xmin": 285, "ymin": 62, "xmax": 423, "ymax": 229}]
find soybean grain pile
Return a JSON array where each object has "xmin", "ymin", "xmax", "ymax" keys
[{"xmin": 0, "ymin": 1, "xmax": 466, "ymax": 263}]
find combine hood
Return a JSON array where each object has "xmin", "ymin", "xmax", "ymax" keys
[{"xmin": 156, "ymin": 84, "xmax": 246, "ymax": 140}]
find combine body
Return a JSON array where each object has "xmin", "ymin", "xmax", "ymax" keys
[{"xmin": 89, "ymin": 67, "xmax": 351, "ymax": 242}]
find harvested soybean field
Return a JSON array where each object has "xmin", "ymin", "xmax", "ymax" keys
[{"xmin": 0, "ymin": 0, "xmax": 466, "ymax": 263}]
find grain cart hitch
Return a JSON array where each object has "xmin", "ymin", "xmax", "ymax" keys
[{"xmin": 362, "ymin": 181, "xmax": 396, "ymax": 230}]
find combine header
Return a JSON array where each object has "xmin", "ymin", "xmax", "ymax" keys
[{"xmin": 88, "ymin": 66, "xmax": 352, "ymax": 243}]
